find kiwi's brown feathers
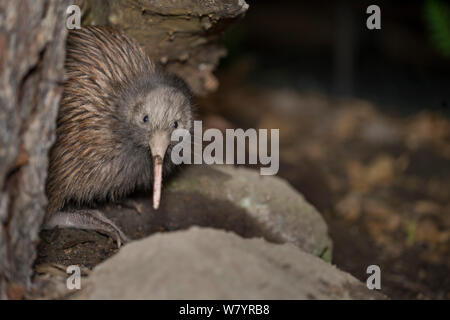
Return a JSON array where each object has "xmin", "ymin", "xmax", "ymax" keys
[{"xmin": 46, "ymin": 26, "xmax": 192, "ymax": 217}]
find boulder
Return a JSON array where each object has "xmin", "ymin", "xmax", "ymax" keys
[
  {"xmin": 164, "ymin": 165, "xmax": 332, "ymax": 260},
  {"xmin": 74, "ymin": 227, "xmax": 385, "ymax": 299}
]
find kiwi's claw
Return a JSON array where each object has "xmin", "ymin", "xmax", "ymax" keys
[{"xmin": 44, "ymin": 209, "xmax": 130, "ymax": 248}]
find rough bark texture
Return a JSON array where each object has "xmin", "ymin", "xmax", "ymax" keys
[
  {"xmin": 0, "ymin": 0, "xmax": 69, "ymax": 299},
  {"xmin": 81, "ymin": 0, "xmax": 249, "ymax": 95}
]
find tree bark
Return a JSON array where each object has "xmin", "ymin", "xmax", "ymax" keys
[
  {"xmin": 0, "ymin": 0, "xmax": 70, "ymax": 299},
  {"xmin": 82, "ymin": 0, "xmax": 249, "ymax": 95}
]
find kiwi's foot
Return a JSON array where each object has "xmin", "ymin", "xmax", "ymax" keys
[{"xmin": 43, "ymin": 209, "xmax": 130, "ymax": 247}]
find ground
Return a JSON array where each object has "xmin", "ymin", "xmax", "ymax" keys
[{"xmin": 196, "ymin": 67, "xmax": 450, "ymax": 299}]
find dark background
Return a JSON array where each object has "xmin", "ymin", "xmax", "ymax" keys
[{"xmin": 223, "ymin": 0, "xmax": 450, "ymax": 113}]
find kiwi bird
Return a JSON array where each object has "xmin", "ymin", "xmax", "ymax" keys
[{"xmin": 44, "ymin": 26, "xmax": 192, "ymax": 246}]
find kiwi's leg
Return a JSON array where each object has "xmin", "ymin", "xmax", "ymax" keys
[{"xmin": 43, "ymin": 209, "xmax": 130, "ymax": 247}]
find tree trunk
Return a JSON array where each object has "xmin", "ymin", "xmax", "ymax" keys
[
  {"xmin": 0, "ymin": 0, "xmax": 247, "ymax": 299},
  {"xmin": 0, "ymin": 0, "xmax": 70, "ymax": 299}
]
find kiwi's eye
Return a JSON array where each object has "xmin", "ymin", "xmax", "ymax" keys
[
  {"xmin": 143, "ymin": 115, "xmax": 149, "ymax": 123},
  {"xmin": 173, "ymin": 121, "xmax": 178, "ymax": 129}
]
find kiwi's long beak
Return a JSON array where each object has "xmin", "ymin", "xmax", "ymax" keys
[
  {"xmin": 149, "ymin": 132, "xmax": 170, "ymax": 210},
  {"xmin": 152, "ymin": 155, "xmax": 163, "ymax": 210}
]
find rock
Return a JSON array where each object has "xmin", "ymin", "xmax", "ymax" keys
[
  {"xmin": 37, "ymin": 165, "xmax": 333, "ymax": 269},
  {"xmin": 165, "ymin": 165, "xmax": 332, "ymax": 261},
  {"xmin": 74, "ymin": 227, "xmax": 385, "ymax": 299}
]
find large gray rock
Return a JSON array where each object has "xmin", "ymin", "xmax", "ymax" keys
[
  {"xmin": 74, "ymin": 227, "xmax": 384, "ymax": 299},
  {"xmin": 165, "ymin": 165, "xmax": 333, "ymax": 260}
]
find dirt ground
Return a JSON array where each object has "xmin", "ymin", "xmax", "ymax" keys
[{"xmin": 195, "ymin": 65, "xmax": 450, "ymax": 300}]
